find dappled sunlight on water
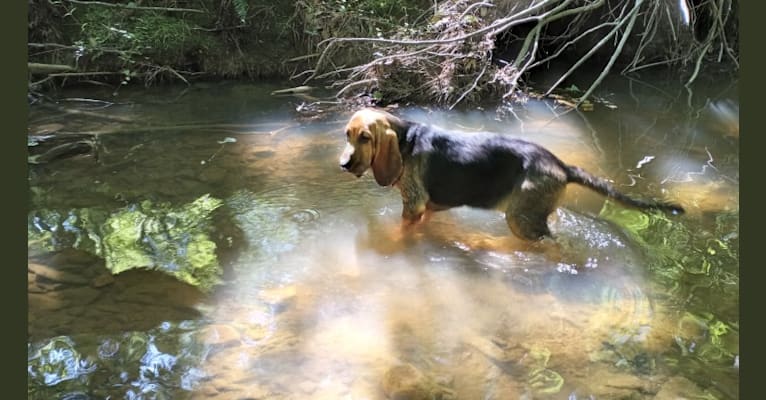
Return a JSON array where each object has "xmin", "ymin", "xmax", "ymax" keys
[
  {"xmin": 194, "ymin": 220, "xmax": 661, "ymax": 399},
  {"xmin": 28, "ymin": 80, "xmax": 738, "ymax": 399}
]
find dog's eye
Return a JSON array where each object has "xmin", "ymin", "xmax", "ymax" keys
[{"xmin": 358, "ymin": 133, "xmax": 371, "ymax": 143}]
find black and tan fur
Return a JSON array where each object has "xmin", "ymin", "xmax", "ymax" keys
[{"xmin": 339, "ymin": 108, "xmax": 684, "ymax": 241}]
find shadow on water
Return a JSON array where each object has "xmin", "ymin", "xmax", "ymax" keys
[{"xmin": 28, "ymin": 79, "xmax": 738, "ymax": 399}]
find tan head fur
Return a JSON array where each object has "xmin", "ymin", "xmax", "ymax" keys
[{"xmin": 339, "ymin": 109, "xmax": 403, "ymax": 186}]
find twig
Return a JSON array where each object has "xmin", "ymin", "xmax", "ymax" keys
[
  {"xmin": 192, "ymin": 24, "xmax": 249, "ymax": 32},
  {"xmin": 35, "ymin": 102, "xmax": 134, "ymax": 123},
  {"xmin": 508, "ymin": 0, "xmax": 606, "ymax": 98},
  {"xmin": 48, "ymin": 71, "xmax": 128, "ymax": 78},
  {"xmin": 305, "ymin": 11, "xmax": 546, "ymax": 83},
  {"xmin": 28, "ymin": 63, "xmax": 75, "ymax": 74},
  {"xmin": 711, "ymin": 0, "xmax": 739, "ymax": 68},
  {"xmin": 60, "ymin": 98, "xmax": 117, "ymax": 110},
  {"xmin": 625, "ymin": 55, "xmax": 687, "ymax": 73},
  {"xmin": 162, "ymin": 67, "xmax": 190, "ymax": 86},
  {"xmin": 528, "ymin": 21, "xmax": 617, "ymax": 70},
  {"xmin": 544, "ymin": 0, "xmax": 632, "ymax": 96},
  {"xmin": 66, "ymin": 123, "xmax": 299, "ymax": 137},
  {"xmin": 335, "ymin": 79, "xmax": 378, "ymax": 98},
  {"xmin": 621, "ymin": 0, "xmax": 660, "ymax": 74},
  {"xmin": 28, "ymin": 42, "xmax": 136, "ymax": 55},
  {"xmin": 323, "ymin": 46, "xmax": 435, "ymax": 82},
  {"xmin": 685, "ymin": 42, "xmax": 711, "ymax": 88},
  {"xmin": 577, "ymin": 0, "xmax": 644, "ymax": 107},
  {"xmin": 285, "ymin": 53, "xmax": 320, "ymax": 63},
  {"xmin": 60, "ymin": 0, "xmax": 204, "ymax": 13},
  {"xmin": 459, "ymin": 2, "xmax": 494, "ymax": 20},
  {"xmin": 450, "ymin": 59, "xmax": 489, "ymax": 109}
]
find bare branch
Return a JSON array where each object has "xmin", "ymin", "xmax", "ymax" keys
[
  {"xmin": 60, "ymin": 0, "xmax": 204, "ymax": 13},
  {"xmin": 450, "ymin": 59, "xmax": 489, "ymax": 109},
  {"xmin": 29, "ymin": 42, "xmax": 137, "ymax": 55},
  {"xmin": 544, "ymin": 0, "xmax": 633, "ymax": 96},
  {"xmin": 459, "ymin": 2, "xmax": 495, "ymax": 20},
  {"xmin": 528, "ymin": 21, "xmax": 617, "ymax": 70},
  {"xmin": 296, "ymin": 0, "xmax": 736, "ymax": 107},
  {"xmin": 577, "ymin": 0, "xmax": 644, "ymax": 106},
  {"xmin": 336, "ymin": 79, "xmax": 378, "ymax": 98}
]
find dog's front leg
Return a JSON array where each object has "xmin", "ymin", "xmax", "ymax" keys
[
  {"xmin": 400, "ymin": 189, "xmax": 428, "ymax": 226},
  {"xmin": 396, "ymin": 167, "xmax": 429, "ymax": 227},
  {"xmin": 401, "ymin": 202, "xmax": 428, "ymax": 226}
]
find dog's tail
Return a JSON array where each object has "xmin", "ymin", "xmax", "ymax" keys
[{"xmin": 565, "ymin": 165, "xmax": 685, "ymax": 215}]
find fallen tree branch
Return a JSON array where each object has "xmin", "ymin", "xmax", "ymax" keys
[
  {"xmin": 450, "ymin": 58, "xmax": 489, "ymax": 109},
  {"xmin": 544, "ymin": 0, "xmax": 633, "ymax": 96},
  {"xmin": 577, "ymin": 0, "xmax": 644, "ymax": 106},
  {"xmin": 300, "ymin": 0, "xmax": 737, "ymax": 108},
  {"xmin": 35, "ymin": 102, "xmax": 134, "ymax": 123},
  {"xmin": 528, "ymin": 21, "xmax": 617, "ymax": 70},
  {"xmin": 48, "ymin": 71, "xmax": 127, "ymax": 77},
  {"xmin": 336, "ymin": 78, "xmax": 378, "ymax": 97},
  {"xmin": 29, "ymin": 42, "xmax": 138, "ymax": 55},
  {"xmin": 304, "ymin": 7, "xmax": 549, "ymax": 84},
  {"xmin": 28, "ymin": 63, "xmax": 75, "ymax": 74},
  {"xmin": 30, "ymin": 71, "xmax": 128, "ymax": 88},
  {"xmin": 60, "ymin": 0, "xmax": 204, "ymax": 13}
]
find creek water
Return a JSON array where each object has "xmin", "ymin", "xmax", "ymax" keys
[{"xmin": 28, "ymin": 76, "xmax": 738, "ymax": 399}]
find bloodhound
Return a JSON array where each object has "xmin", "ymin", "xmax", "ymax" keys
[{"xmin": 339, "ymin": 108, "xmax": 684, "ymax": 241}]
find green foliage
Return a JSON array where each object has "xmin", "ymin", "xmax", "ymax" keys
[
  {"xmin": 233, "ymin": 0, "xmax": 249, "ymax": 22},
  {"xmin": 76, "ymin": 7, "xmax": 211, "ymax": 68},
  {"xmin": 675, "ymin": 312, "xmax": 738, "ymax": 362},
  {"xmin": 132, "ymin": 14, "xmax": 195, "ymax": 54},
  {"xmin": 101, "ymin": 207, "xmax": 154, "ymax": 273},
  {"xmin": 296, "ymin": 0, "xmax": 428, "ymax": 41},
  {"xmin": 28, "ymin": 195, "xmax": 225, "ymax": 291},
  {"xmin": 526, "ymin": 344, "xmax": 564, "ymax": 395},
  {"xmin": 78, "ymin": 8, "xmax": 132, "ymax": 51},
  {"xmin": 599, "ymin": 201, "xmax": 738, "ymax": 286},
  {"xmin": 599, "ymin": 200, "xmax": 739, "ymax": 367}
]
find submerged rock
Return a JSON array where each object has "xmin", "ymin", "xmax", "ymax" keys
[
  {"xmin": 90, "ymin": 273, "xmax": 115, "ymax": 288},
  {"xmin": 654, "ymin": 376, "xmax": 713, "ymax": 400},
  {"xmin": 583, "ymin": 367, "xmax": 659, "ymax": 399},
  {"xmin": 29, "ymin": 262, "xmax": 89, "ymax": 285},
  {"xmin": 198, "ymin": 324, "xmax": 242, "ymax": 347},
  {"xmin": 381, "ymin": 363, "xmax": 455, "ymax": 400},
  {"xmin": 49, "ymin": 249, "xmax": 100, "ymax": 267},
  {"xmin": 259, "ymin": 285, "xmax": 297, "ymax": 310}
]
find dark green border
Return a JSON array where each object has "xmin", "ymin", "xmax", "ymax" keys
[
  {"xmin": 15, "ymin": 2, "xmax": 749, "ymax": 400},
  {"xmin": 740, "ymin": 1, "xmax": 757, "ymax": 399},
  {"xmin": 7, "ymin": 0, "xmax": 28, "ymax": 398}
]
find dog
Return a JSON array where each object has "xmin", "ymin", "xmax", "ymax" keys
[{"xmin": 339, "ymin": 108, "xmax": 684, "ymax": 241}]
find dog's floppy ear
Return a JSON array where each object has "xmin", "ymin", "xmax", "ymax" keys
[{"xmin": 371, "ymin": 124, "xmax": 403, "ymax": 187}]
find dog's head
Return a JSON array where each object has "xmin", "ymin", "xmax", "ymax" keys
[{"xmin": 339, "ymin": 108, "xmax": 403, "ymax": 186}]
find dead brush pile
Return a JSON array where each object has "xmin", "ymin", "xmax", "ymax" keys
[{"xmin": 301, "ymin": 0, "xmax": 738, "ymax": 109}]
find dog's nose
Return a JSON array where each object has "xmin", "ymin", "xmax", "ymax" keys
[
  {"xmin": 340, "ymin": 158, "xmax": 354, "ymax": 171},
  {"xmin": 340, "ymin": 144, "xmax": 355, "ymax": 170}
]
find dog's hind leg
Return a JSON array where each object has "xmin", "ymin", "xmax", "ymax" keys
[{"xmin": 504, "ymin": 177, "xmax": 566, "ymax": 241}]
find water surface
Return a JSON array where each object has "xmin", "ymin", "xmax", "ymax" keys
[{"xmin": 28, "ymin": 77, "xmax": 739, "ymax": 399}]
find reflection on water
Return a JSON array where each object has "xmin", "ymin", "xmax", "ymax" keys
[{"xmin": 28, "ymin": 78, "xmax": 738, "ymax": 399}]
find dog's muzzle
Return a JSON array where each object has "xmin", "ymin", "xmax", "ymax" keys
[
  {"xmin": 339, "ymin": 144, "xmax": 357, "ymax": 172},
  {"xmin": 339, "ymin": 157, "xmax": 364, "ymax": 177},
  {"xmin": 340, "ymin": 158, "xmax": 354, "ymax": 171}
]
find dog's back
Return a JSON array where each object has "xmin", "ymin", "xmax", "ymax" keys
[
  {"xmin": 403, "ymin": 122, "xmax": 684, "ymax": 214},
  {"xmin": 341, "ymin": 109, "xmax": 683, "ymax": 241}
]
